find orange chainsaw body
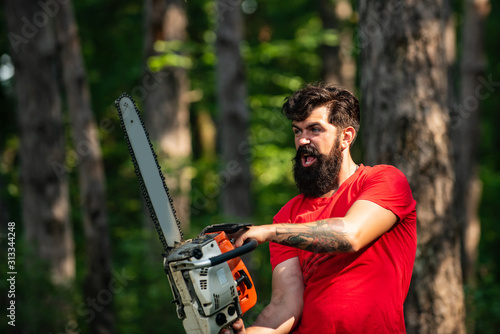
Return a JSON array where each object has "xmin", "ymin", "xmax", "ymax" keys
[{"xmin": 211, "ymin": 231, "xmax": 257, "ymax": 314}]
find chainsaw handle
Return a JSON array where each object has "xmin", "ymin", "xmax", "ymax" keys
[
  {"xmin": 169, "ymin": 238, "xmax": 259, "ymax": 271},
  {"xmin": 209, "ymin": 238, "xmax": 258, "ymax": 267},
  {"xmin": 200, "ymin": 223, "xmax": 252, "ymax": 235}
]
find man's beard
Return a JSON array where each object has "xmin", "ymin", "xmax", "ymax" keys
[{"xmin": 293, "ymin": 137, "xmax": 343, "ymax": 198}]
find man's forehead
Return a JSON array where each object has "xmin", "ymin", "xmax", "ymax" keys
[{"xmin": 292, "ymin": 106, "xmax": 331, "ymax": 126}]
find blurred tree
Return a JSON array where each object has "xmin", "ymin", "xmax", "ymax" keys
[
  {"xmin": 54, "ymin": 1, "xmax": 114, "ymax": 333},
  {"xmin": 216, "ymin": 0, "xmax": 252, "ymax": 221},
  {"xmin": 144, "ymin": 0, "xmax": 192, "ymax": 231},
  {"xmin": 453, "ymin": 0, "xmax": 490, "ymax": 285},
  {"xmin": 318, "ymin": 0, "xmax": 356, "ymax": 91},
  {"xmin": 452, "ymin": 0, "xmax": 490, "ymax": 331},
  {"xmin": 358, "ymin": 0, "xmax": 466, "ymax": 333},
  {"xmin": 5, "ymin": 0, "xmax": 75, "ymax": 286}
]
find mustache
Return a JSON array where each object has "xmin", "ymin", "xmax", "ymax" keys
[{"xmin": 294, "ymin": 145, "xmax": 321, "ymax": 160}]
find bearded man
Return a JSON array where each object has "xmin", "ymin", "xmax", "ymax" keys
[{"xmin": 223, "ymin": 83, "xmax": 417, "ymax": 333}]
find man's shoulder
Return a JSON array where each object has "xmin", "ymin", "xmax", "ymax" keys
[
  {"xmin": 361, "ymin": 164, "xmax": 408, "ymax": 181},
  {"xmin": 356, "ymin": 164, "xmax": 413, "ymax": 196},
  {"xmin": 362, "ymin": 163, "xmax": 402, "ymax": 173},
  {"xmin": 356, "ymin": 164, "xmax": 416, "ymax": 220}
]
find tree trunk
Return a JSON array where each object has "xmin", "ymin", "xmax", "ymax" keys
[
  {"xmin": 143, "ymin": 0, "xmax": 192, "ymax": 232},
  {"xmin": 216, "ymin": 0, "xmax": 252, "ymax": 221},
  {"xmin": 54, "ymin": 1, "xmax": 114, "ymax": 333},
  {"xmin": 318, "ymin": 0, "xmax": 356, "ymax": 91},
  {"xmin": 358, "ymin": 1, "xmax": 466, "ymax": 333},
  {"xmin": 453, "ymin": 0, "xmax": 489, "ymax": 285},
  {"xmin": 5, "ymin": 0, "xmax": 75, "ymax": 286},
  {"xmin": 451, "ymin": 0, "xmax": 490, "ymax": 330}
]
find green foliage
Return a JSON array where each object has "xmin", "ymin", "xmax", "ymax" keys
[
  {"xmin": 0, "ymin": 241, "xmax": 80, "ymax": 334},
  {"xmin": 472, "ymin": 2, "xmax": 500, "ymax": 332}
]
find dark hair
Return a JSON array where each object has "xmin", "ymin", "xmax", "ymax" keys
[{"xmin": 282, "ymin": 83, "xmax": 360, "ymax": 143}]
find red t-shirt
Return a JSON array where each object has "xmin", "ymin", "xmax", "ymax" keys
[{"xmin": 269, "ymin": 164, "xmax": 417, "ymax": 333}]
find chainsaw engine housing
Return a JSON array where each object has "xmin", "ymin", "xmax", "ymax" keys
[{"xmin": 165, "ymin": 232, "xmax": 256, "ymax": 333}]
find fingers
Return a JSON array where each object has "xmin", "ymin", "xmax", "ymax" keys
[
  {"xmin": 229, "ymin": 225, "xmax": 269, "ymax": 247},
  {"xmin": 228, "ymin": 229, "xmax": 250, "ymax": 248},
  {"xmin": 233, "ymin": 318, "xmax": 244, "ymax": 329},
  {"xmin": 235, "ymin": 235, "xmax": 246, "ymax": 248},
  {"xmin": 218, "ymin": 319, "xmax": 245, "ymax": 334},
  {"xmin": 232, "ymin": 318, "xmax": 245, "ymax": 333}
]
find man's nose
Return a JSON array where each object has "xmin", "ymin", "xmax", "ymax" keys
[{"xmin": 298, "ymin": 136, "xmax": 310, "ymax": 146}]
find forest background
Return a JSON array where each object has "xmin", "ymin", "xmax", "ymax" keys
[{"xmin": 0, "ymin": 0, "xmax": 499, "ymax": 333}]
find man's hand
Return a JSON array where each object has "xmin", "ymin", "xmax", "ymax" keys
[
  {"xmin": 220, "ymin": 318, "xmax": 246, "ymax": 334},
  {"xmin": 229, "ymin": 225, "xmax": 273, "ymax": 248}
]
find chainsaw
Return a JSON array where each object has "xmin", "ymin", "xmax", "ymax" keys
[{"xmin": 115, "ymin": 94, "xmax": 258, "ymax": 333}]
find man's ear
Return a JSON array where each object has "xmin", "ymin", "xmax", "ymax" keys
[{"xmin": 341, "ymin": 127, "xmax": 356, "ymax": 150}]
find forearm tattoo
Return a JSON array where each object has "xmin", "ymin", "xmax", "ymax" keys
[{"xmin": 272, "ymin": 218, "xmax": 353, "ymax": 253}]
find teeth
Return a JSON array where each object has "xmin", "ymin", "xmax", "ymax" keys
[{"xmin": 302, "ymin": 155, "xmax": 316, "ymax": 166}]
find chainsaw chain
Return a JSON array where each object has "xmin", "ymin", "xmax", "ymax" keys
[{"xmin": 115, "ymin": 93, "xmax": 184, "ymax": 253}]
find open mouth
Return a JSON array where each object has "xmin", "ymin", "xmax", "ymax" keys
[{"xmin": 301, "ymin": 154, "xmax": 317, "ymax": 167}]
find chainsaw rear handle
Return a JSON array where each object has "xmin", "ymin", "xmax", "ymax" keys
[
  {"xmin": 200, "ymin": 223, "xmax": 252, "ymax": 235},
  {"xmin": 170, "ymin": 238, "xmax": 258, "ymax": 271}
]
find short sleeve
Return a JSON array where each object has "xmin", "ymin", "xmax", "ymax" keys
[
  {"xmin": 269, "ymin": 200, "xmax": 300, "ymax": 271},
  {"xmin": 269, "ymin": 241, "xmax": 298, "ymax": 271},
  {"xmin": 357, "ymin": 165, "xmax": 416, "ymax": 221}
]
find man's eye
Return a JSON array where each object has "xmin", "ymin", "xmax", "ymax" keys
[
  {"xmin": 312, "ymin": 127, "xmax": 320, "ymax": 133},
  {"xmin": 293, "ymin": 129, "xmax": 301, "ymax": 135}
]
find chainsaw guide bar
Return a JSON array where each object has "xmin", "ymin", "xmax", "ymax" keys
[{"xmin": 115, "ymin": 93, "xmax": 183, "ymax": 253}]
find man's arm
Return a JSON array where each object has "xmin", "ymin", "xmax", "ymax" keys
[
  {"xmin": 234, "ymin": 200, "xmax": 398, "ymax": 253},
  {"xmin": 234, "ymin": 257, "xmax": 303, "ymax": 334}
]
